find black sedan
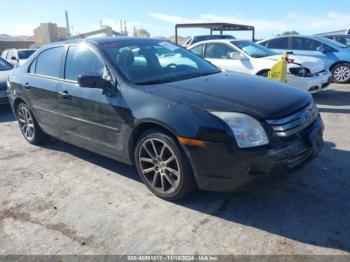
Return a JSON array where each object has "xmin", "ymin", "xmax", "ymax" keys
[{"xmin": 7, "ymin": 37, "xmax": 324, "ymax": 200}]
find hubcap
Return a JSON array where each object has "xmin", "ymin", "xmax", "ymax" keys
[
  {"xmin": 138, "ymin": 138, "xmax": 181, "ymax": 194},
  {"xmin": 334, "ymin": 66, "xmax": 350, "ymax": 82},
  {"xmin": 18, "ymin": 106, "xmax": 35, "ymax": 140}
]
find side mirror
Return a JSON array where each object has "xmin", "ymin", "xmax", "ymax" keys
[
  {"xmin": 11, "ymin": 56, "xmax": 17, "ymax": 61},
  {"xmin": 78, "ymin": 75, "xmax": 112, "ymax": 89},
  {"xmin": 228, "ymin": 52, "xmax": 246, "ymax": 60}
]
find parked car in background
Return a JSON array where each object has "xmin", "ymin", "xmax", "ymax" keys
[
  {"xmin": 188, "ymin": 39, "xmax": 331, "ymax": 93},
  {"xmin": 323, "ymin": 35, "xmax": 350, "ymax": 47},
  {"xmin": 1, "ymin": 48, "xmax": 36, "ymax": 67},
  {"xmin": 258, "ymin": 35, "xmax": 350, "ymax": 83},
  {"xmin": 7, "ymin": 37, "xmax": 324, "ymax": 200},
  {"xmin": 0, "ymin": 57, "xmax": 13, "ymax": 104},
  {"xmin": 183, "ymin": 35, "xmax": 235, "ymax": 47}
]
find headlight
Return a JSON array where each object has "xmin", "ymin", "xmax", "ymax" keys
[
  {"xmin": 212, "ymin": 112, "xmax": 269, "ymax": 148},
  {"xmin": 289, "ymin": 67, "xmax": 311, "ymax": 77}
]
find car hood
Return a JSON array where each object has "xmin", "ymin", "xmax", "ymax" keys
[
  {"xmin": 263, "ymin": 54, "xmax": 326, "ymax": 73},
  {"xmin": 143, "ymin": 72, "xmax": 311, "ymax": 119}
]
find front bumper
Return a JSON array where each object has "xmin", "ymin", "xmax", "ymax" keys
[
  {"xmin": 184, "ymin": 116, "xmax": 324, "ymax": 192},
  {"xmin": 286, "ymin": 71, "xmax": 332, "ymax": 94}
]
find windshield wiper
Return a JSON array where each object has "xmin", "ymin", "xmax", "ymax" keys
[
  {"xmin": 137, "ymin": 79, "xmax": 173, "ymax": 85},
  {"xmin": 181, "ymin": 71, "xmax": 219, "ymax": 80}
]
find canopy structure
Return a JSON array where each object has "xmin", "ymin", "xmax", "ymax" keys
[{"xmin": 175, "ymin": 22, "xmax": 255, "ymax": 43}]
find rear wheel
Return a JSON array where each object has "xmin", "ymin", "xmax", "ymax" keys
[
  {"xmin": 332, "ymin": 63, "xmax": 350, "ymax": 83},
  {"xmin": 16, "ymin": 103, "xmax": 48, "ymax": 145},
  {"xmin": 134, "ymin": 130, "xmax": 196, "ymax": 200}
]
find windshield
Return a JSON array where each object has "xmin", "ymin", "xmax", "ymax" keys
[
  {"xmin": 100, "ymin": 39, "xmax": 220, "ymax": 85},
  {"xmin": 0, "ymin": 58, "xmax": 13, "ymax": 71},
  {"xmin": 231, "ymin": 41, "xmax": 276, "ymax": 58},
  {"xmin": 18, "ymin": 50, "xmax": 36, "ymax": 59},
  {"xmin": 315, "ymin": 36, "xmax": 347, "ymax": 48}
]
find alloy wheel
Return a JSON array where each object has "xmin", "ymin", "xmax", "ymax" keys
[
  {"xmin": 334, "ymin": 65, "xmax": 350, "ymax": 82},
  {"xmin": 138, "ymin": 138, "xmax": 181, "ymax": 194},
  {"xmin": 18, "ymin": 106, "xmax": 35, "ymax": 140}
]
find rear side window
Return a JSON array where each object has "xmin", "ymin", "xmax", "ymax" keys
[
  {"xmin": 65, "ymin": 45, "xmax": 104, "ymax": 81},
  {"xmin": 267, "ymin": 38, "xmax": 289, "ymax": 49},
  {"xmin": 36, "ymin": 47, "xmax": 65, "ymax": 78},
  {"xmin": 190, "ymin": 44, "xmax": 204, "ymax": 57}
]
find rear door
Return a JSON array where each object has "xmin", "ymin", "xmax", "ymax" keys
[
  {"xmin": 24, "ymin": 46, "xmax": 66, "ymax": 137},
  {"xmin": 204, "ymin": 42, "xmax": 253, "ymax": 74}
]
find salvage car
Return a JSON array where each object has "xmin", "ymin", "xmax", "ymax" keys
[
  {"xmin": 258, "ymin": 35, "xmax": 350, "ymax": 83},
  {"xmin": 1, "ymin": 48, "xmax": 36, "ymax": 67},
  {"xmin": 188, "ymin": 39, "xmax": 331, "ymax": 93},
  {"xmin": 7, "ymin": 37, "xmax": 324, "ymax": 200},
  {"xmin": 0, "ymin": 57, "xmax": 13, "ymax": 104}
]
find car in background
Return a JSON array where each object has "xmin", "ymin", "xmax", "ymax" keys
[
  {"xmin": 258, "ymin": 35, "xmax": 350, "ymax": 83},
  {"xmin": 183, "ymin": 35, "xmax": 235, "ymax": 47},
  {"xmin": 0, "ymin": 57, "xmax": 13, "ymax": 105},
  {"xmin": 188, "ymin": 39, "xmax": 331, "ymax": 93},
  {"xmin": 323, "ymin": 35, "xmax": 350, "ymax": 47},
  {"xmin": 7, "ymin": 37, "xmax": 323, "ymax": 200},
  {"xmin": 1, "ymin": 48, "xmax": 36, "ymax": 67}
]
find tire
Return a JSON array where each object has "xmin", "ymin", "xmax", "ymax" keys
[
  {"xmin": 134, "ymin": 129, "xmax": 196, "ymax": 201},
  {"xmin": 332, "ymin": 63, "xmax": 350, "ymax": 83},
  {"xmin": 16, "ymin": 103, "xmax": 48, "ymax": 145}
]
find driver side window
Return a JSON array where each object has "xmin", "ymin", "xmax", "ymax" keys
[{"xmin": 205, "ymin": 43, "xmax": 237, "ymax": 59}]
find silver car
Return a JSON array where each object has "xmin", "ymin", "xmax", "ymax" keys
[{"xmin": 0, "ymin": 58, "xmax": 13, "ymax": 104}]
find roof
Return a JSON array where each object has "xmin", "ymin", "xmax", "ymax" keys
[
  {"xmin": 175, "ymin": 23, "xmax": 254, "ymax": 31},
  {"xmin": 34, "ymin": 37, "xmax": 165, "ymax": 50}
]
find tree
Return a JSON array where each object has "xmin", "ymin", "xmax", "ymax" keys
[
  {"xmin": 133, "ymin": 29, "xmax": 150, "ymax": 38},
  {"xmin": 278, "ymin": 31, "xmax": 300, "ymax": 36}
]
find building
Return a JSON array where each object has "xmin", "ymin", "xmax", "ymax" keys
[
  {"xmin": 0, "ymin": 40, "xmax": 35, "ymax": 54},
  {"xmin": 34, "ymin": 23, "xmax": 67, "ymax": 46}
]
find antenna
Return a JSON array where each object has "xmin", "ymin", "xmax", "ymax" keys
[{"xmin": 65, "ymin": 11, "xmax": 71, "ymax": 38}]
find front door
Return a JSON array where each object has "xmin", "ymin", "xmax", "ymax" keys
[{"xmin": 58, "ymin": 44, "xmax": 107, "ymax": 149}]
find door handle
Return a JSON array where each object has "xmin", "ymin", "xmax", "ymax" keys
[
  {"xmin": 58, "ymin": 90, "xmax": 71, "ymax": 99},
  {"xmin": 24, "ymin": 83, "xmax": 31, "ymax": 90}
]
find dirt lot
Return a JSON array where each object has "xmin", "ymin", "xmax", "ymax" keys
[{"xmin": 0, "ymin": 84, "xmax": 349, "ymax": 255}]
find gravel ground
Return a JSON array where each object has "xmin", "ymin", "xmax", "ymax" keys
[{"xmin": 0, "ymin": 84, "xmax": 349, "ymax": 255}]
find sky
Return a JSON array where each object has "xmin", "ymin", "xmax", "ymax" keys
[{"xmin": 1, "ymin": 0, "xmax": 350, "ymax": 39}]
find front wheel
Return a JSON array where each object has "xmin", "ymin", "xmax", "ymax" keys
[
  {"xmin": 16, "ymin": 103, "xmax": 48, "ymax": 145},
  {"xmin": 134, "ymin": 130, "xmax": 196, "ymax": 200},
  {"xmin": 332, "ymin": 63, "xmax": 350, "ymax": 83}
]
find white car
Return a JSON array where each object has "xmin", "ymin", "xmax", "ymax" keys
[
  {"xmin": 188, "ymin": 39, "xmax": 332, "ymax": 93},
  {"xmin": 1, "ymin": 48, "xmax": 36, "ymax": 67},
  {"xmin": 0, "ymin": 58, "xmax": 13, "ymax": 104}
]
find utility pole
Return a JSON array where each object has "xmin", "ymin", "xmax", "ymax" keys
[
  {"xmin": 65, "ymin": 11, "xmax": 71, "ymax": 38},
  {"xmin": 124, "ymin": 21, "xmax": 128, "ymax": 36}
]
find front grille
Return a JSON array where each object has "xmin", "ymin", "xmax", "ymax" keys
[
  {"xmin": 267, "ymin": 103, "xmax": 319, "ymax": 137},
  {"xmin": 0, "ymin": 97, "xmax": 9, "ymax": 104}
]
